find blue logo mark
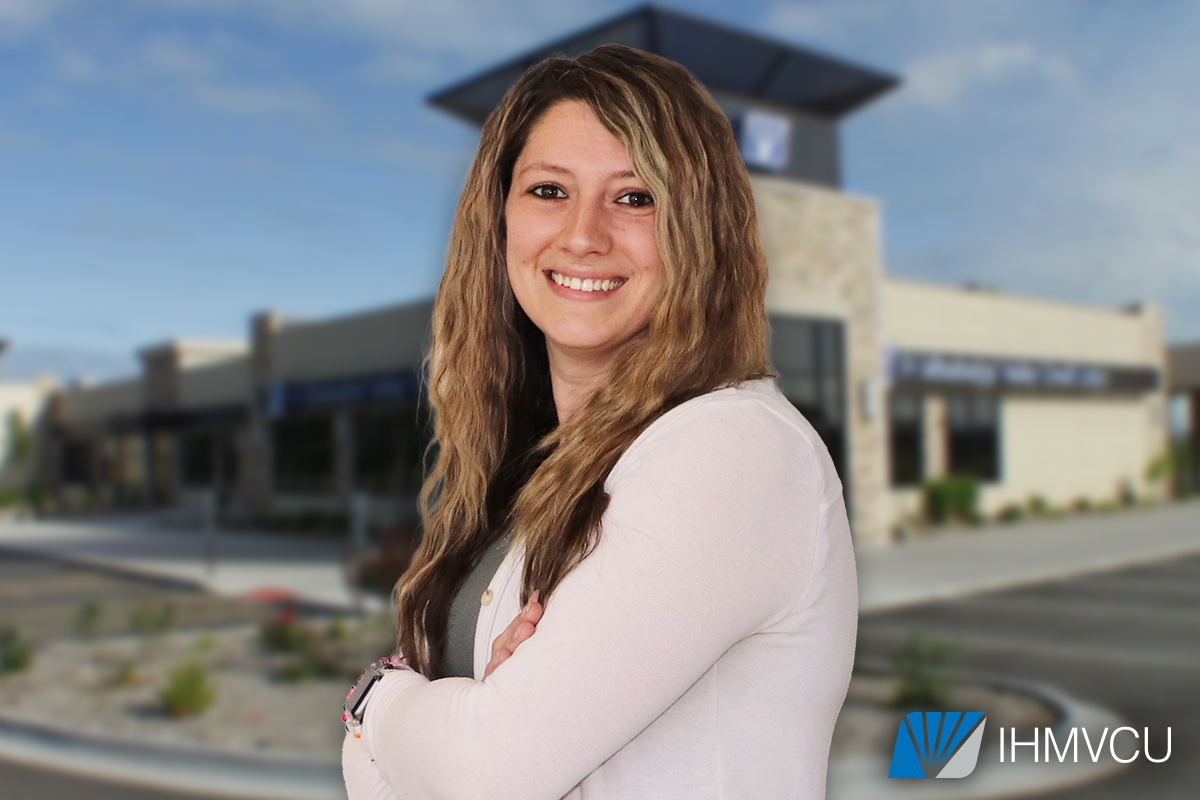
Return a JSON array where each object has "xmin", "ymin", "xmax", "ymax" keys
[{"xmin": 888, "ymin": 712, "xmax": 988, "ymax": 778}]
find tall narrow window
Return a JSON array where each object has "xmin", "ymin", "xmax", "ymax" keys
[
  {"xmin": 770, "ymin": 317, "xmax": 846, "ymax": 485},
  {"xmin": 889, "ymin": 392, "xmax": 923, "ymax": 486},
  {"xmin": 947, "ymin": 394, "xmax": 1000, "ymax": 481},
  {"xmin": 355, "ymin": 403, "xmax": 427, "ymax": 494},
  {"xmin": 273, "ymin": 415, "xmax": 335, "ymax": 493},
  {"xmin": 179, "ymin": 432, "xmax": 215, "ymax": 487}
]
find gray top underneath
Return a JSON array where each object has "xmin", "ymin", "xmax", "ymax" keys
[{"xmin": 444, "ymin": 532, "xmax": 513, "ymax": 678}]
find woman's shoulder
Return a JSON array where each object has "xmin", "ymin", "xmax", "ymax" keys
[{"xmin": 610, "ymin": 378, "xmax": 842, "ymax": 497}]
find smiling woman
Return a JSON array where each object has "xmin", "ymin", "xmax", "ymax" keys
[{"xmin": 342, "ymin": 45, "xmax": 858, "ymax": 800}]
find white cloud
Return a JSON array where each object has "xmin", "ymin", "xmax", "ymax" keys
[
  {"xmin": 901, "ymin": 42, "xmax": 1073, "ymax": 107},
  {"xmin": 0, "ymin": 0, "xmax": 67, "ymax": 33}
]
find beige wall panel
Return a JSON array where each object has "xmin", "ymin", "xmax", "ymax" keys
[
  {"xmin": 884, "ymin": 279, "xmax": 1157, "ymax": 367},
  {"xmin": 272, "ymin": 301, "xmax": 432, "ymax": 383},
  {"xmin": 61, "ymin": 378, "xmax": 142, "ymax": 425},
  {"xmin": 984, "ymin": 397, "xmax": 1159, "ymax": 512},
  {"xmin": 178, "ymin": 357, "xmax": 251, "ymax": 410}
]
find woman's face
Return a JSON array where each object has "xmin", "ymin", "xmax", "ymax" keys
[{"xmin": 505, "ymin": 100, "xmax": 662, "ymax": 371}]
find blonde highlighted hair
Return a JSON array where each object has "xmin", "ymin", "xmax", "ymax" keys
[{"xmin": 396, "ymin": 45, "xmax": 772, "ymax": 677}]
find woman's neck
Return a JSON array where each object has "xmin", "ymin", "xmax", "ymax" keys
[{"xmin": 546, "ymin": 346, "xmax": 614, "ymax": 423}]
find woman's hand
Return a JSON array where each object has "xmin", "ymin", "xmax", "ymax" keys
[{"xmin": 484, "ymin": 591, "xmax": 542, "ymax": 678}]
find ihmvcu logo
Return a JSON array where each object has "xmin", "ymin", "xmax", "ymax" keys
[{"xmin": 889, "ymin": 712, "xmax": 987, "ymax": 779}]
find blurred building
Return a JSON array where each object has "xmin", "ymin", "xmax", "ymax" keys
[
  {"xmin": 1168, "ymin": 343, "xmax": 1200, "ymax": 492},
  {"xmin": 34, "ymin": 7, "xmax": 1173, "ymax": 543},
  {"xmin": 0, "ymin": 376, "xmax": 58, "ymax": 493}
]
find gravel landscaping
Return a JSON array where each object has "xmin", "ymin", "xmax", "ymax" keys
[{"xmin": 0, "ymin": 616, "xmax": 397, "ymax": 765}]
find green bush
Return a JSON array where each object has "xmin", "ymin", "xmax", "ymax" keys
[
  {"xmin": 130, "ymin": 599, "xmax": 176, "ymax": 638},
  {"xmin": 159, "ymin": 661, "xmax": 216, "ymax": 717},
  {"xmin": 0, "ymin": 622, "xmax": 36, "ymax": 674},
  {"xmin": 996, "ymin": 503, "xmax": 1025, "ymax": 524},
  {"xmin": 73, "ymin": 600, "xmax": 105, "ymax": 641},
  {"xmin": 1027, "ymin": 495, "xmax": 1050, "ymax": 516},
  {"xmin": 259, "ymin": 608, "xmax": 311, "ymax": 653},
  {"xmin": 890, "ymin": 629, "xmax": 961, "ymax": 709},
  {"xmin": 1072, "ymin": 497, "xmax": 1093, "ymax": 513},
  {"xmin": 922, "ymin": 477, "xmax": 980, "ymax": 524}
]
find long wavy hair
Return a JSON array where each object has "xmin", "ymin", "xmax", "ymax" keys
[{"xmin": 396, "ymin": 45, "xmax": 773, "ymax": 678}]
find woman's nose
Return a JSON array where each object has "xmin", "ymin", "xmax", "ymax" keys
[{"xmin": 560, "ymin": 196, "xmax": 610, "ymax": 256}]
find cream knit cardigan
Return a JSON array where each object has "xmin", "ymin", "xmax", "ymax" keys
[{"xmin": 343, "ymin": 379, "xmax": 858, "ymax": 799}]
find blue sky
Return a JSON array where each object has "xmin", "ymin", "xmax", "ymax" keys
[{"xmin": 2, "ymin": 0, "xmax": 1198, "ymax": 380}]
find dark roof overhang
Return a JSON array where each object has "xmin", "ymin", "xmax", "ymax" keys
[{"xmin": 428, "ymin": 4, "xmax": 898, "ymax": 126}]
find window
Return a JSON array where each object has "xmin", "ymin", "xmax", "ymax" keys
[
  {"xmin": 179, "ymin": 432, "xmax": 216, "ymax": 487},
  {"xmin": 889, "ymin": 392, "xmax": 923, "ymax": 486},
  {"xmin": 770, "ymin": 317, "xmax": 846, "ymax": 484},
  {"xmin": 354, "ymin": 404, "xmax": 427, "ymax": 494},
  {"xmin": 61, "ymin": 440, "xmax": 94, "ymax": 485},
  {"xmin": 947, "ymin": 394, "xmax": 1000, "ymax": 481},
  {"xmin": 179, "ymin": 430, "xmax": 235, "ymax": 488},
  {"xmin": 274, "ymin": 415, "xmax": 335, "ymax": 493}
]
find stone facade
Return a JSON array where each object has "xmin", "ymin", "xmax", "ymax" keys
[{"xmin": 753, "ymin": 175, "xmax": 890, "ymax": 545}]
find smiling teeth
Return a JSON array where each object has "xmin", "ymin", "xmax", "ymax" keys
[{"xmin": 551, "ymin": 272, "xmax": 624, "ymax": 292}]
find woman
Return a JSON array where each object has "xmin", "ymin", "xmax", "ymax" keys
[{"xmin": 343, "ymin": 44, "xmax": 857, "ymax": 800}]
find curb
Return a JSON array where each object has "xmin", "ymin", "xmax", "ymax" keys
[
  {"xmin": 828, "ymin": 665, "xmax": 1131, "ymax": 800},
  {"xmin": 0, "ymin": 711, "xmax": 346, "ymax": 800}
]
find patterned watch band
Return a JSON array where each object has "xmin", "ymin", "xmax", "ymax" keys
[{"xmin": 342, "ymin": 655, "xmax": 413, "ymax": 738}]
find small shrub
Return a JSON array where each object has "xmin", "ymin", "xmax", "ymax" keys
[
  {"xmin": 923, "ymin": 477, "xmax": 980, "ymax": 524},
  {"xmin": 0, "ymin": 622, "xmax": 36, "ymax": 674},
  {"xmin": 130, "ymin": 599, "xmax": 177, "ymax": 638},
  {"xmin": 1072, "ymin": 497, "xmax": 1093, "ymax": 513},
  {"xmin": 259, "ymin": 607, "xmax": 311, "ymax": 653},
  {"xmin": 192, "ymin": 633, "xmax": 216, "ymax": 653},
  {"xmin": 107, "ymin": 659, "xmax": 139, "ymax": 688},
  {"xmin": 1027, "ymin": 495, "xmax": 1050, "ymax": 517},
  {"xmin": 1119, "ymin": 481, "xmax": 1138, "ymax": 508},
  {"xmin": 890, "ymin": 629, "xmax": 961, "ymax": 709},
  {"xmin": 996, "ymin": 504, "xmax": 1025, "ymax": 524},
  {"xmin": 73, "ymin": 600, "xmax": 105, "ymax": 641},
  {"xmin": 326, "ymin": 615, "xmax": 347, "ymax": 642},
  {"xmin": 158, "ymin": 661, "xmax": 215, "ymax": 717},
  {"xmin": 277, "ymin": 641, "xmax": 343, "ymax": 682}
]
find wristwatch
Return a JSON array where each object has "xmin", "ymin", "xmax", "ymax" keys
[{"xmin": 342, "ymin": 655, "xmax": 413, "ymax": 738}]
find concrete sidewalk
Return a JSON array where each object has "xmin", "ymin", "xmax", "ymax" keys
[
  {"xmin": 857, "ymin": 500, "xmax": 1200, "ymax": 613},
  {"xmin": 3, "ymin": 501, "xmax": 1200, "ymax": 615},
  {"xmin": 0, "ymin": 514, "xmax": 381, "ymax": 612}
]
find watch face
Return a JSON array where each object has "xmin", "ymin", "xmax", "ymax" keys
[
  {"xmin": 350, "ymin": 674, "xmax": 380, "ymax": 717},
  {"xmin": 740, "ymin": 109, "xmax": 791, "ymax": 172}
]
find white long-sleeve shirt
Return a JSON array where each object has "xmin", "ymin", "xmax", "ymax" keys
[{"xmin": 343, "ymin": 379, "xmax": 858, "ymax": 800}]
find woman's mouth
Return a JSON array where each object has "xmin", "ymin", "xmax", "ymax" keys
[{"xmin": 548, "ymin": 270, "xmax": 626, "ymax": 293}]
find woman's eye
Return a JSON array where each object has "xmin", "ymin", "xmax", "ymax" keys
[
  {"xmin": 530, "ymin": 184, "xmax": 566, "ymax": 200},
  {"xmin": 617, "ymin": 191, "xmax": 654, "ymax": 208}
]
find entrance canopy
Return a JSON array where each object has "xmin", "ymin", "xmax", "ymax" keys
[{"xmin": 428, "ymin": 5, "xmax": 897, "ymax": 126}]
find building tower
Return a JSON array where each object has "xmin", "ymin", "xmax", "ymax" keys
[{"xmin": 429, "ymin": 5, "xmax": 899, "ymax": 542}]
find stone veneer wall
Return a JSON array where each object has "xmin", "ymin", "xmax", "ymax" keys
[{"xmin": 752, "ymin": 175, "xmax": 890, "ymax": 545}]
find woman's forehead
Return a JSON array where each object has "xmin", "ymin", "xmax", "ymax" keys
[{"xmin": 514, "ymin": 101, "xmax": 636, "ymax": 178}]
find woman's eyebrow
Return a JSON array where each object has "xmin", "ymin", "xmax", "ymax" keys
[{"xmin": 517, "ymin": 161, "xmax": 637, "ymax": 180}]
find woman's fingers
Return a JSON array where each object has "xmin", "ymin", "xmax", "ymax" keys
[{"xmin": 484, "ymin": 592, "xmax": 543, "ymax": 678}]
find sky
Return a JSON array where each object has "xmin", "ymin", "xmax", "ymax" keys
[{"xmin": 1, "ymin": 0, "xmax": 1198, "ymax": 381}]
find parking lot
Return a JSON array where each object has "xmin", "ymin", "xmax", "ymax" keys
[{"xmin": 858, "ymin": 553, "xmax": 1200, "ymax": 797}]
